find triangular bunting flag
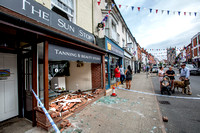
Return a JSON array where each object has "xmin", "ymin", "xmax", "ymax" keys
[
  {"xmin": 156, "ymin": 9, "xmax": 158, "ymax": 14},
  {"xmin": 178, "ymin": 11, "xmax": 181, "ymax": 16},
  {"xmin": 112, "ymin": 4, "xmax": 115, "ymax": 7},
  {"xmin": 194, "ymin": 12, "xmax": 197, "ymax": 16},
  {"xmin": 119, "ymin": 5, "xmax": 121, "ymax": 8},
  {"xmin": 150, "ymin": 9, "xmax": 152, "ymax": 13},
  {"xmin": 167, "ymin": 10, "xmax": 170, "ymax": 15},
  {"xmin": 162, "ymin": 10, "xmax": 164, "ymax": 14},
  {"xmin": 184, "ymin": 12, "xmax": 186, "ymax": 16},
  {"xmin": 131, "ymin": 6, "xmax": 134, "ymax": 10},
  {"xmin": 138, "ymin": 7, "xmax": 140, "ymax": 11},
  {"xmin": 97, "ymin": 1, "xmax": 101, "ymax": 5},
  {"xmin": 189, "ymin": 12, "xmax": 191, "ymax": 16}
]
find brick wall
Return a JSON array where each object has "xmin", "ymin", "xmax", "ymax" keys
[
  {"xmin": 91, "ymin": 63, "xmax": 101, "ymax": 89},
  {"xmin": 193, "ymin": 37, "xmax": 197, "ymax": 47},
  {"xmin": 199, "ymin": 35, "xmax": 200, "ymax": 44}
]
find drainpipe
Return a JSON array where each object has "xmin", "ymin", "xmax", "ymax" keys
[{"xmin": 92, "ymin": 0, "xmax": 95, "ymax": 44}]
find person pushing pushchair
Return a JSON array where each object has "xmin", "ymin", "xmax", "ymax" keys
[{"xmin": 161, "ymin": 76, "xmax": 171, "ymax": 95}]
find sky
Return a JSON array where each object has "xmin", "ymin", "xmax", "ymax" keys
[{"xmin": 114, "ymin": 0, "xmax": 200, "ymax": 60}]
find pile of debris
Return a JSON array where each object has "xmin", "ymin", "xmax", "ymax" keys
[
  {"xmin": 60, "ymin": 119, "xmax": 71, "ymax": 132},
  {"xmin": 35, "ymin": 89, "xmax": 103, "ymax": 131},
  {"xmin": 49, "ymin": 89, "xmax": 102, "ymax": 117}
]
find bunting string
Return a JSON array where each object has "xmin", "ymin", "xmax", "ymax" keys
[
  {"xmin": 99, "ymin": 3, "xmax": 115, "ymax": 29},
  {"xmin": 116, "ymin": 4, "xmax": 199, "ymax": 17}
]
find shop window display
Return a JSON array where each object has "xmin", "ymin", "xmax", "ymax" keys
[
  {"xmin": 109, "ymin": 55, "xmax": 120, "ymax": 85},
  {"xmin": 48, "ymin": 60, "xmax": 94, "ymax": 101},
  {"xmin": 48, "ymin": 61, "xmax": 70, "ymax": 100}
]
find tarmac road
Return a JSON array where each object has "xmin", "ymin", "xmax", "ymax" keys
[{"xmin": 151, "ymin": 68, "xmax": 200, "ymax": 133}]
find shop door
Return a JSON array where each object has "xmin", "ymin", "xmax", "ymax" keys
[
  {"xmin": 105, "ymin": 57, "xmax": 110, "ymax": 89},
  {"xmin": 23, "ymin": 52, "xmax": 33, "ymax": 121},
  {"xmin": 0, "ymin": 53, "xmax": 18, "ymax": 121}
]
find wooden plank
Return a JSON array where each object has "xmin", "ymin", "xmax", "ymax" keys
[
  {"xmin": 102, "ymin": 55, "xmax": 106, "ymax": 95},
  {"xmin": 44, "ymin": 41, "xmax": 49, "ymax": 110}
]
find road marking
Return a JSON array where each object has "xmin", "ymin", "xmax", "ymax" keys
[{"xmin": 118, "ymin": 88, "xmax": 200, "ymax": 100}]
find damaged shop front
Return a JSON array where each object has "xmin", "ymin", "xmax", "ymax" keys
[{"xmin": 0, "ymin": 0, "xmax": 106, "ymax": 130}]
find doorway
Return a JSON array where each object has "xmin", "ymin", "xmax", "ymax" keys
[{"xmin": 22, "ymin": 47, "xmax": 33, "ymax": 121}]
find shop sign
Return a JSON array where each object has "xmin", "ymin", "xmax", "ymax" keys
[
  {"xmin": 105, "ymin": 38, "xmax": 124, "ymax": 57},
  {"xmin": 0, "ymin": 0, "xmax": 94, "ymax": 43},
  {"xmin": 124, "ymin": 51, "xmax": 132, "ymax": 59},
  {"xmin": 49, "ymin": 44, "xmax": 101, "ymax": 63}
]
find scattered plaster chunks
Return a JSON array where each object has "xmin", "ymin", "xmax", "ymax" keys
[
  {"xmin": 60, "ymin": 121, "xmax": 68, "ymax": 128},
  {"xmin": 56, "ymin": 105, "xmax": 63, "ymax": 112},
  {"xmin": 63, "ymin": 119, "xmax": 69, "ymax": 123},
  {"xmin": 70, "ymin": 107, "xmax": 76, "ymax": 112},
  {"xmin": 60, "ymin": 128, "xmax": 65, "ymax": 132},
  {"xmin": 66, "ymin": 123, "xmax": 71, "ymax": 127},
  {"xmin": 49, "ymin": 103, "xmax": 57, "ymax": 107},
  {"xmin": 56, "ymin": 112, "xmax": 60, "ymax": 117},
  {"xmin": 163, "ymin": 116, "xmax": 168, "ymax": 122},
  {"xmin": 49, "ymin": 107, "xmax": 56, "ymax": 112},
  {"xmin": 61, "ymin": 110, "xmax": 70, "ymax": 116},
  {"xmin": 54, "ymin": 106, "xmax": 59, "ymax": 111},
  {"xmin": 68, "ymin": 103, "xmax": 76, "ymax": 108},
  {"xmin": 50, "ymin": 112, "xmax": 58, "ymax": 118},
  {"xmin": 60, "ymin": 119, "xmax": 71, "ymax": 128}
]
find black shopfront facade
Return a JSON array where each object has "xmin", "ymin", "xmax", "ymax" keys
[{"xmin": 0, "ymin": 0, "xmax": 106, "ymax": 125}]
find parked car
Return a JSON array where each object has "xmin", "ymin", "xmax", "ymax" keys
[
  {"xmin": 179, "ymin": 64, "xmax": 199, "ymax": 75},
  {"xmin": 174, "ymin": 64, "xmax": 178, "ymax": 68},
  {"xmin": 152, "ymin": 66, "xmax": 158, "ymax": 73}
]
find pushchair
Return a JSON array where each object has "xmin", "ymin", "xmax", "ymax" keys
[{"xmin": 161, "ymin": 76, "xmax": 172, "ymax": 95}]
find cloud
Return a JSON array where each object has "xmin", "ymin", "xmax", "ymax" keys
[{"xmin": 115, "ymin": 0, "xmax": 200, "ymax": 51}]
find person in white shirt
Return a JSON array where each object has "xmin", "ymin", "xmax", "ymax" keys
[
  {"xmin": 158, "ymin": 66, "xmax": 165, "ymax": 91},
  {"xmin": 119, "ymin": 65, "xmax": 125, "ymax": 85}
]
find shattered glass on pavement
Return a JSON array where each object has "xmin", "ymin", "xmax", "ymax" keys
[{"xmin": 93, "ymin": 96, "xmax": 129, "ymax": 105}]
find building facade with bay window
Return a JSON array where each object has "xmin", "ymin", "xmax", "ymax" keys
[{"xmin": 0, "ymin": 0, "xmax": 106, "ymax": 127}]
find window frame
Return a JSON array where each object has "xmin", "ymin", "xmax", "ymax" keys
[{"xmin": 51, "ymin": 0, "xmax": 76, "ymax": 23}]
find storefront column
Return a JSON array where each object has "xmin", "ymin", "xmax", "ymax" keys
[
  {"xmin": 44, "ymin": 41, "xmax": 49, "ymax": 110},
  {"xmin": 102, "ymin": 55, "xmax": 106, "ymax": 95},
  {"xmin": 32, "ymin": 44, "xmax": 37, "ymax": 126}
]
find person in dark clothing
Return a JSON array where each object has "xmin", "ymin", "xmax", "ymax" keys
[
  {"xmin": 165, "ymin": 66, "xmax": 175, "ymax": 92},
  {"xmin": 125, "ymin": 65, "xmax": 132, "ymax": 90}
]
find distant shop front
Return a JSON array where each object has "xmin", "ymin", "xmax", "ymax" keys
[
  {"xmin": 104, "ymin": 37, "xmax": 124, "ymax": 89},
  {"xmin": 124, "ymin": 50, "xmax": 132, "ymax": 70}
]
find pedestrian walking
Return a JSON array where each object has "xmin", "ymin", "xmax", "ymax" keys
[
  {"xmin": 158, "ymin": 66, "xmax": 165, "ymax": 91},
  {"xmin": 179, "ymin": 63, "xmax": 192, "ymax": 95},
  {"xmin": 150, "ymin": 66, "xmax": 153, "ymax": 73},
  {"xmin": 125, "ymin": 65, "xmax": 133, "ymax": 90},
  {"xmin": 146, "ymin": 65, "xmax": 149, "ymax": 72},
  {"xmin": 119, "ymin": 65, "xmax": 125, "ymax": 85},
  {"xmin": 143, "ymin": 66, "xmax": 146, "ymax": 72},
  {"xmin": 165, "ymin": 66, "xmax": 175, "ymax": 92},
  {"xmin": 114, "ymin": 65, "xmax": 120, "ymax": 88}
]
